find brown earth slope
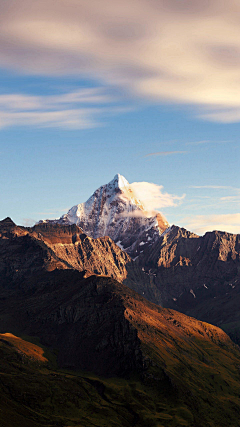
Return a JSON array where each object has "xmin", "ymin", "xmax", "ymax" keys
[{"xmin": 0, "ymin": 270, "xmax": 240, "ymax": 426}]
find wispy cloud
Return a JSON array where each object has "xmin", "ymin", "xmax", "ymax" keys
[
  {"xmin": 185, "ymin": 140, "xmax": 228, "ymax": 146},
  {"xmin": 199, "ymin": 109, "xmax": 240, "ymax": 123},
  {"xmin": 190, "ymin": 185, "xmax": 237, "ymax": 190},
  {"xmin": 220, "ymin": 196, "xmax": 240, "ymax": 201},
  {"xmin": 144, "ymin": 151, "xmax": 187, "ymax": 157},
  {"xmin": 183, "ymin": 213, "xmax": 240, "ymax": 235},
  {"xmin": 0, "ymin": 89, "xmax": 125, "ymax": 129},
  {"xmin": 35, "ymin": 208, "xmax": 70, "ymax": 217},
  {"xmin": 189, "ymin": 185, "xmax": 240, "ymax": 207},
  {"xmin": 21, "ymin": 218, "xmax": 36, "ymax": 227},
  {"xmin": 185, "ymin": 140, "xmax": 210, "ymax": 146},
  {"xmin": 2, "ymin": 1, "xmax": 240, "ymax": 121},
  {"xmin": 130, "ymin": 181, "xmax": 185, "ymax": 211}
]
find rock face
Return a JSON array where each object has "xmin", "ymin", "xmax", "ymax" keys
[
  {"xmin": 136, "ymin": 225, "xmax": 239, "ymax": 301},
  {"xmin": 0, "ymin": 218, "xmax": 69, "ymax": 286},
  {"xmin": 0, "ymin": 217, "xmax": 163, "ymax": 305},
  {"xmin": 0, "ymin": 218, "xmax": 131, "ymax": 287},
  {"xmin": 32, "ymin": 222, "xmax": 131, "ymax": 282},
  {"xmin": 135, "ymin": 225, "xmax": 240, "ymax": 342},
  {"xmin": 39, "ymin": 174, "xmax": 169, "ymax": 257}
]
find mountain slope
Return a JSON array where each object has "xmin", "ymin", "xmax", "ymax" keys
[
  {"xmin": 0, "ymin": 216, "xmax": 163, "ymax": 304},
  {"xmin": 137, "ymin": 225, "xmax": 240, "ymax": 302},
  {"xmin": 135, "ymin": 224, "xmax": 240, "ymax": 342},
  {"xmin": 0, "ymin": 271, "xmax": 240, "ymax": 426},
  {"xmin": 1, "ymin": 216, "xmax": 240, "ymax": 425},
  {"xmin": 0, "ymin": 217, "xmax": 132, "ymax": 286},
  {"xmin": 32, "ymin": 222, "xmax": 131, "ymax": 281},
  {"xmin": 39, "ymin": 174, "xmax": 169, "ymax": 256}
]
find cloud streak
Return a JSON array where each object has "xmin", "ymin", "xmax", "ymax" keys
[
  {"xmin": 144, "ymin": 151, "xmax": 187, "ymax": 157},
  {"xmin": 190, "ymin": 185, "xmax": 238, "ymax": 190},
  {"xmin": 185, "ymin": 140, "xmax": 228, "ymax": 146},
  {"xmin": 1, "ymin": 1, "xmax": 240, "ymax": 121},
  {"xmin": 0, "ymin": 88, "xmax": 124, "ymax": 129},
  {"xmin": 184, "ymin": 213, "xmax": 240, "ymax": 235}
]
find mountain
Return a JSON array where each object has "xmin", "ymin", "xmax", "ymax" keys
[
  {"xmin": 2, "ymin": 203, "xmax": 240, "ymax": 347},
  {"xmin": 1, "ymin": 216, "xmax": 240, "ymax": 425},
  {"xmin": 1, "ymin": 269, "xmax": 240, "ymax": 426},
  {"xmin": 39, "ymin": 174, "xmax": 169, "ymax": 257},
  {"xmin": 135, "ymin": 224, "xmax": 240, "ymax": 342},
  {"xmin": 0, "ymin": 217, "xmax": 131, "ymax": 286},
  {"xmin": 2, "ymin": 210, "xmax": 240, "ymax": 346},
  {"xmin": 0, "ymin": 216, "xmax": 163, "ymax": 305}
]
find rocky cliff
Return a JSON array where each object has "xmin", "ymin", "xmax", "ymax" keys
[{"xmin": 0, "ymin": 218, "xmax": 131, "ymax": 287}]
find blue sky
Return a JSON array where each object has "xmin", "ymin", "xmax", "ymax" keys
[{"xmin": 0, "ymin": 0, "xmax": 239, "ymax": 234}]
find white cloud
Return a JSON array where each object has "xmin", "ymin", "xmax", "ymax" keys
[
  {"xmin": 0, "ymin": 89, "xmax": 112, "ymax": 110},
  {"xmin": 118, "ymin": 210, "xmax": 151, "ymax": 218},
  {"xmin": 183, "ymin": 213, "xmax": 240, "ymax": 235},
  {"xmin": 0, "ymin": 89, "xmax": 122, "ymax": 129},
  {"xmin": 130, "ymin": 181, "xmax": 185, "ymax": 212},
  {"xmin": 0, "ymin": 109, "xmax": 100, "ymax": 130},
  {"xmin": 220, "ymin": 196, "xmax": 240, "ymax": 202},
  {"xmin": 1, "ymin": 1, "xmax": 240, "ymax": 121},
  {"xmin": 199, "ymin": 109, "xmax": 240, "ymax": 123}
]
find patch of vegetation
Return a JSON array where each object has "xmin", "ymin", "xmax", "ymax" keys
[{"xmin": 0, "ymin": 333, "xmax": 240, "ymax": 427}]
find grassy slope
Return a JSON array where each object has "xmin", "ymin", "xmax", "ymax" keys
[
  {"xmin": 0, "ymin": 323, "xmax": 240, "ymax": 427},
  {"xmin": 0, "ymin": 337, "xmax": 189, "ymax": 427}
]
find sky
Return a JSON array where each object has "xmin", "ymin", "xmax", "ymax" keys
[{"xmin": 0, "ymin": 0, "xmax": 239, "ymax": 235}]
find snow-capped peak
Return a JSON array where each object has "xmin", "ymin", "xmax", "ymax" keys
[
  {"xmin": 111, "ymin": 174, "xmax": 130, "ymax": 190},
  {"xmin": 38, "ymin": 174, "xmax": 169, "ymax": 256}
]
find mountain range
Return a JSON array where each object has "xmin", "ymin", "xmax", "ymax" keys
[
  {"xmin": 0, "ymin": 174, "xmax": 240, "ymax": 426},
  {"xmin": 39, "ymin": 174, "xmax": 240, "ymax": 344}
]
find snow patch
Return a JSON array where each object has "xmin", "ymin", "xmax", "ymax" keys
[
  {"xmin": 116, "ymin": 240, "xmax": 124, "ymax": 250},
  {"xmin": 161, "ymin": 226, "xmax": 172, "ymax": 237},
  {"xmin": 190, "ymin": 289, "xmax": 196, "ymax": 298}
]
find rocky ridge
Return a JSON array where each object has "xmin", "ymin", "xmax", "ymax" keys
[
  {"xmin": 134, "ymin": 224, "xmax": 240, "ymax": 342},
  {"xmin": 136, "ymin": 224, "xmax": 240, "ymax": 303},
  {"xmin": 0, "ymin": 217, "xmax": 132, "ymax": 286}
]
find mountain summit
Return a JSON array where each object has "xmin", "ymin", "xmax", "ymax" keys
[{"xmin": 40, "ymin": 174, "xmax": 169, "ymax": 256}]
